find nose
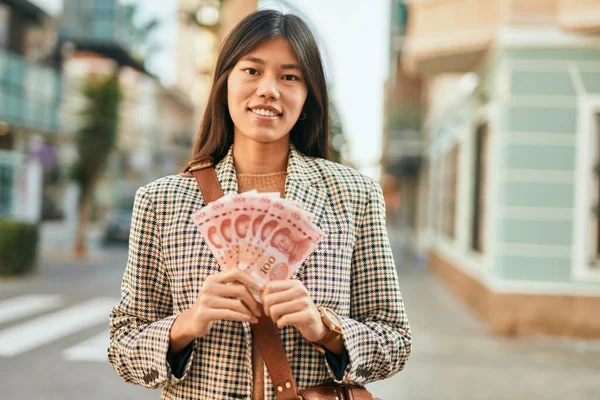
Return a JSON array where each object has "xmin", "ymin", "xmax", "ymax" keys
[{"xmin": 256, "ymin": 75, "xmax": 280, "ymax": 100}]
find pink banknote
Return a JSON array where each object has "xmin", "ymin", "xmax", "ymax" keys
[
  {"xmin": 245, "ymin": 201, "xmax": 324, "ymax": 287},
  {"xmin": 223, "ymin": 191, "xmax": 263, "ymax": 268},
  {"xmin": 191, "ymin": 193, "xmax": 236, "ymax": 269},
  {"xmin": 192, "ymin": 192, "xmax": 323, "ymax": 302},
  {"xmin": 237, "ymin": 195, "xmax": 278, "ymax": 270}
]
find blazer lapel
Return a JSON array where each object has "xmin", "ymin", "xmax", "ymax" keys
[
  {"xmin": 214, "ymin": 146, "xmax": 239, "ymax": 197},
  {"xmin": 284, "ymin": 144, "xmax": 329, "ymax": 280}
]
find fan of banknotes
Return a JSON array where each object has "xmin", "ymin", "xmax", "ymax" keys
[{"xmin": 191, "ymin": 191, "xmax": 325, "ymax": 301}]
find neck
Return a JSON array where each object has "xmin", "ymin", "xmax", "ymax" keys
[{"xmin": 233, "ymin": 133, "xmax": 289, "ymax": 174}]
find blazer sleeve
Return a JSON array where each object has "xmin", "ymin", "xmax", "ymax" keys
[
  {"xmin": 330, "ymin": 180, "xmax": 412, "ymax": 385},
  {"xmin": 108, "ymin": 186, "xmax": 194, "ymax": 388}
]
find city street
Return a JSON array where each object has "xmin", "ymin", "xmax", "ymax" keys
[
  {"xmin": 1, "ymin": 236, "xmax": 599, "ymax": 400},
  {"xmin": 2, "ymin": 0, "xmax": 600, "ymax": 399}
]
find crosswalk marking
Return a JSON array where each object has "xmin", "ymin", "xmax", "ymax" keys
[
  {"xmin": 0, "ymin": 297, "xmax": 116, "ymax": 357},
  {"xmin": 0, "ymin": 294, "xmax": 63, "ymax": 325},
  {"xmin": 63, "ymin": 330, "xmax": 109, "ymax": 362}
]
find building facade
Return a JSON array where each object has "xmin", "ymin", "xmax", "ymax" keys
[
  {"xmin": 381, "ymin": 0, "xmax": 428, "ymax": 259},
  {"xmin": 0, "ymin": 0, "xmax": 62, "ymax": 222},
  {"xmin": 389, "ymin": 0, "xmax": 600, "ymax": 337},
  {"xmin": 32, "ymin": 0, "xmax": 195, "ymax": 251}
]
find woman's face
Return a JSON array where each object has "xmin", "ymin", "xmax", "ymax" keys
[{"xmin": 227, "ymin": 38, "xmax": 308, "ymax": 146}]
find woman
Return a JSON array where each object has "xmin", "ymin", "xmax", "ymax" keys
[{"xmin": 108, "ymin": 10, "xmax": 411, "ymax": 400}]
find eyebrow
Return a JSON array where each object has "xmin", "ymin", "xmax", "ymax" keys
[{"xmin": 243, "ymin": 56, "xmax": 301, "ymax": 71}]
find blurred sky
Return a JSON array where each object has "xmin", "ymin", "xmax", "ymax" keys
[{"xmin": 30, "ymin": 0, "xmax": 390, "ymax": 178}]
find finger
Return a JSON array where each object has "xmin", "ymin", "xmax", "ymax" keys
[
  {"xmin": 269, "ymin": 298, "xmax": 309, "ymax": 324},
  {"xmin": 217, "ymin": 283, "xmax": 263, "ymax": 317},
  {"xmin": 263, "ymin": 279, "xmax": 298, "ymax": 296},
  {"xmin": 206, "ymin": 297, "xmax": 258, "ymax": 321},
  {"xmin": 263, "ymin": 286, "xmax": 308, "ymax": 317},
  {"xmin": 275, "ymin": 310, "xmax": 311, "ymax": 329},
  {"xmin": 216, "ymin": 282, "xmax": 248, "ymax": 297},
  {"xmin": 218, "ymin": 269, "xmax": 265, "ymax": 292},
  {"xmin": 203, "ymin": 281, "xmax": 241, "ymax": 299},
  {"xmin": 203, "ymin": 308, "xmax": 256, "ymax": 323}
]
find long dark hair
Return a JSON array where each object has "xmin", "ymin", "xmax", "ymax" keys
[{"xmin": 181, "ymin": 9, "xmax": 330, "ymax": 172}]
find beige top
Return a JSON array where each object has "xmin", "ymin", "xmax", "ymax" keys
[{"xmin": 237, "ymin": 171, "xmax": 287, "ymax": 197}]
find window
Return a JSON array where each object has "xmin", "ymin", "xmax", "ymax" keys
[
  {"xmin": 574, "ymin": 100, "xmax": 600, "ymax": 280},
  {"xmin": 471, "ymin": 123, "xmax": 488, "ymax": 252},
  {"xmin": 0, "ymin": 161, "xmax": 13, "ymax": 216},
  {"xmin": 442, "ymin": 144, "xmax": 459, "ymax": 239}
]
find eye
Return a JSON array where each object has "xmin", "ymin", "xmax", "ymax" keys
[
  {"xmin": 243, "ymin": 68, "xmax": 259, "ymax": 76},
  {"xmin": 282, "ymin": 75, "xmax": 301, "ymax": 82}
]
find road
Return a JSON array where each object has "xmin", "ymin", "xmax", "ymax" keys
[{"xmin": 1, "ymin": 238, "xmax": 599, "ymax": 399}]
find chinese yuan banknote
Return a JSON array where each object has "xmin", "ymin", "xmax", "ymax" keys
[
  {"xmin": 246, "ymin": 201, "xmax": 324, "ymax": 287},
  {"xmin": 191, "ymin": 194, "xmax": 234, "ymax": 269},
  {"xmin": 191, "ymin": 192, "xmax": 325, "ymax": 301}
]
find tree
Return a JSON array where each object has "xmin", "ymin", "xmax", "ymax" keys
[{"xmin": 72, "ymin": 74, "xmax": 122, "ymax": 258}]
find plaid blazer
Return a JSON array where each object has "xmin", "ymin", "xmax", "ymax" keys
[{"xmin": 108, "ymin": 145, "xmax": 411, "ymax": 400}]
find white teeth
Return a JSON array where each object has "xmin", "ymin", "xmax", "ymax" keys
[{"xmin": 251, "ymin": 108, "xmax": 278, "ymax": 117}]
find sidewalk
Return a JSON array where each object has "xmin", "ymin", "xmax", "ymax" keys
[{"xmin": 367, "ymin": 229, "xmax": 600, "ymax": 400}]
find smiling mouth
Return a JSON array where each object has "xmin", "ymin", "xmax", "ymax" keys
[{"xmin": 248, "ymin": 108, "xmax": 282, "ymax": 118}]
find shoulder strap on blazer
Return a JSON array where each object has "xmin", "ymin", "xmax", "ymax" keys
[
  {"xmin": 187, "ymin": 158, "xmax": 300, "ymax": 400},
  {"xmin": 186, "ymin": 158, "xmax": 225, "ymax": 202}
]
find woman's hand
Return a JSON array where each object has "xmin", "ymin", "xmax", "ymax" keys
[
  {"xmin": 170, "ymin": 269, "xmax": 263, "ymax": 353},
  {"xmin": 261, "ymin": 280, "xmax": 329, "ymax": 343}
]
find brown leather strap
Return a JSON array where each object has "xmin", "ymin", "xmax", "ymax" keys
[
  {"xmin": 187, "ymin": 158, "xmax": 225, "ymax": 203},
  {"xmin": 252, "ymin": 332, "xmax": 265, "ymax": 400},
  {"xmin": 251, "ymin": 315, "xmax": 300, "ymax": 400},
  {"xmin": 189, "ymin": 160, "xmax": 300, "ymax": 400}
]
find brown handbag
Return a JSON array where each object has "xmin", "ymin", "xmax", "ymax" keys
[{"xmin": 186, "ymin": 158, "xmax": 378, "ymax": 400}]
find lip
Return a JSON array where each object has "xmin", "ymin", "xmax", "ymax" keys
[
  {"xmin": 248, "ymin": 108, "xmax": 281, "ymax": 120},
  {"xmin": 248, "ymin": 105, "xmax": 282, "ymax": 115}
]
